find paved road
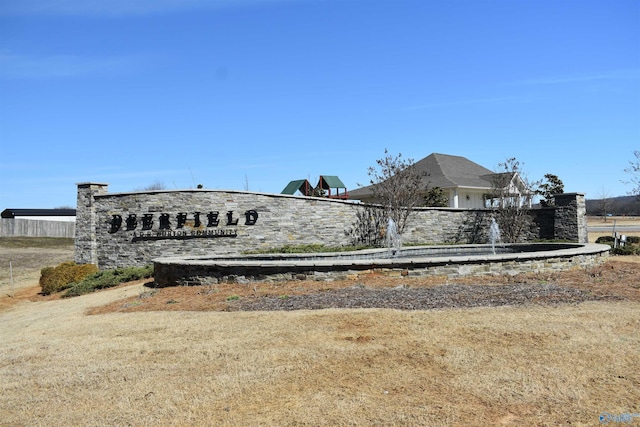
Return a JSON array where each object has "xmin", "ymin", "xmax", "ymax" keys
[{"xmin": 587, "ymin": 225, "xmax": 640, "ymax": 232}]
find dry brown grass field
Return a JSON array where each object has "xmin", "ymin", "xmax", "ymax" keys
[
  {"xmin": 1, "ymin": 237, "xmax": 639, "ymax": 426},
  {"xmin": 587, "ymin": 215, "xmax": 640, "ymax": 243}
]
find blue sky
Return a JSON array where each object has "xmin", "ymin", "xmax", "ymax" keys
[{"xmin": 1, "ymin": 0, "xmax": 638, "ymax": 209}]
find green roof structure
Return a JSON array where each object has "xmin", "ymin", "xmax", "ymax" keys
[
  {"xmin": 281, "ymin": 179, "xmax": 313, "ymax": 196},
  {"xmin": 281, "ymin": 176, "xmax": 349, "ymax": 199},
  {"xmin": 317, "ymin": 175, "xmax": 348, "ymax": 199}
]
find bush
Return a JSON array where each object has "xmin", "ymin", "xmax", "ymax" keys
[
  {"xmin": 595, "ymin": 236, "xmax": 615, "ymax": 244},
  {"xmin": 596, "ymin": 235, "xmax": 640, "ymax": 255},
  {"xmin": 40, "ymin": 262, "xmax": 98, "ymax": 295},
  {"xmin": 63, "ymin": 265, "xmax": 154, "ymax": 298},
  {"xmin": 612, "ymin": 245, "xmax": 640, "ymax": 256}
]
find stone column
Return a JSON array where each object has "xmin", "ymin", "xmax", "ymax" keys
[
  {"xmin": 553, "ymin": 193, "xmax": 588, "ymax": 243},
  {"xmin": 74, "ymin": 183, "xmax": 109, "ymax": 266}
]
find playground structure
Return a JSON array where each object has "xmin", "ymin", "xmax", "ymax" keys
[{"xmin": 281, "ymin": 175, "xmax": 349, "ymax": 199}]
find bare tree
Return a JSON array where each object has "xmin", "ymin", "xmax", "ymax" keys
[
  {"xmin": 366, "ymin": 149, "xmax": 426, "ymax": 233},
  {"xmin": 597, "ymin": 187, "xmax": 613, "ymax": 221},
  {"xmin": 488, "ymin": 157, "xmax": 537, "ymax": 243},
  {"xmin": 346, "ymin": 205, "xmax": 386, "ymax": 247},
  {"xmin": 348, "ymin": 150, "xmax": 426, "ymax": 247},
  {"xmin": 623, "ymin": 150, "xmax": 640, "ymax": 196},
  {"xmin": 135, "ymin": 181, "xmax": 167, "ymax": 191}
]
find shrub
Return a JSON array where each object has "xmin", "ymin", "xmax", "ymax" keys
[
  {"xmin": 40, "ymin": 262, "xmax": 98, "ymax": 295},
  {"xmin": 612, "ymin": 245, "xmax": 640, "ymax": 256},
  {"xmin": 595, "ymin": 236, "xmax": 615, "ymax": 244},
  {"xmin": 63, "ymin": 265, "xmax": 154, "ymax": 298},
  {"xmin": 596, "ymin": 235, "xmax": 640, "ymax": 255}
]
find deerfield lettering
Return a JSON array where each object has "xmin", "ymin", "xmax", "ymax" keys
[{"xmin": 108, "ymin": 210, "xmax": 258, "ymax": 239}]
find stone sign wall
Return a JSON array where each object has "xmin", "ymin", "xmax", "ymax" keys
[{"xmin": 74, "ymin": 183, "xmax": 587, "ymax": 269}]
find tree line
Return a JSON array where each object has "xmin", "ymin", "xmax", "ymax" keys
[{"xmin": 586, "ymin": 195, "xmax": 640, "ymax": 216}]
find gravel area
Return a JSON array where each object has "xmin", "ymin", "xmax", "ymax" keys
[{"xmin": 228, "ymin": 283, "xmax": 622, "ymax": 312}]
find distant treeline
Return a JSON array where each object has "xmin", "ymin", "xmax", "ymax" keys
[{"xmin": 585, "ymin": 195, "xmax": 640, "ymax": 216}]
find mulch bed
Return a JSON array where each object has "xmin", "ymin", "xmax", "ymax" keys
[
  {"xmin": 226, "ymin": 283, "xmax": 622, "ymax": 312},
  {"xmin": 87, "ymin": 259, "xmax": 640, "ymax": 314}
]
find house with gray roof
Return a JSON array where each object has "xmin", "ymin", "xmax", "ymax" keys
[{"xmin": 349, "ymin": 153, "xmax": 530, "ymax": 209}]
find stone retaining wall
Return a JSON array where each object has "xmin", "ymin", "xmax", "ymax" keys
[
  {"xmin": 154, "ymin": 244, "xmax": 609, "ymax": 286},
  {"xmin": 74, "ymin": 183, "xmax": 588, "ymax": 269}
]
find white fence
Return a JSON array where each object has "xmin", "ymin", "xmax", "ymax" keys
[{"xmin": 1, "ymin": 218, "xmax": 75, "ymax": 238}]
